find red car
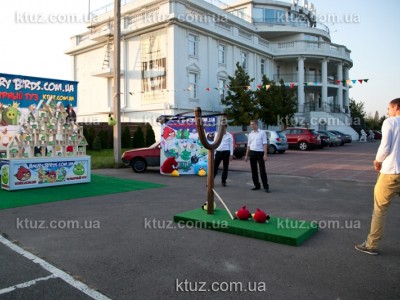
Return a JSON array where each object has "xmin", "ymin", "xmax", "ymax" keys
[
  {"xmin": 122, "ymin": 142, "xmax": 160, "ymax": 173},
  {"xmin": 284, "ymin": 127, "xmax": 322, "ymax": 150}
]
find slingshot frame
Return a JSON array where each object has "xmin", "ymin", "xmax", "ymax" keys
[{"xmin": 194, "ymin": 107, "xmax": 227, "ymax": 215}]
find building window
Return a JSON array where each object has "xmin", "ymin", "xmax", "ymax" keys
[
  {"xmin": 260, "ymin": 59, "xmax": 265, "ymax": 76},
  {"xmin": 189, "ymin": 72, "xmax": 198, "ymax": 99},
  {"xmin": 218, "ymin": 78, "xmax": 226, "ymax": 101},
  {"xmin": 218, "ymin": 44, "xmax": 226, "ymax": 64},
  {"xmin": 241, "ymin": 51, "xmax": 248, "ymax": 70},
  {"xmin": 188, "ymin": 33, "xmax": 197, "ymax": 57}
]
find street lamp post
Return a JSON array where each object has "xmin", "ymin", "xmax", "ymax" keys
[{"xmin": 113, "ymin": 0, "xmax": 121, "ymax": 165}]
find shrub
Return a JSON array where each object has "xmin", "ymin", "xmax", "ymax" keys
[
  {"xmin": 122, "ymin": 126, "xmax": 132, "ymax": 148},
  {"xmin": 132, "ymin": 126, "xmax": 145, "ymax": 148},
  {"xmin": 145, "ymin": 124, "xmax": 156, "ymax": 146},
  {"xmin": 92, "ymin": 135, "xmax": 102, "ymax": 151}
]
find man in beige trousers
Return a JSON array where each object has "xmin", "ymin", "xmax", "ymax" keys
[{"xmin": 355, "ymin": 98, "xmax": 400, "ymax": 255}]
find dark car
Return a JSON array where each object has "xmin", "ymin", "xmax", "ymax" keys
[
  {"xmin": 285, "ymin": 127, "xmax": 322, "ymax": 150},
  {"xmin": 328, "ymin": 130, "xmax": 352, "ymax": 145},
  {"xmin": 316, "ymin": 131, "xmax": 331, "ymax": 148},
  {"xmin": 122, "ymin": 142, "xmax": 161, "ymax": 173},
  {"xmin": 231, "ymin": 132, "xmax": 248, "ymax": 158},
  {"xmin": 318, "ymin": 130, "xmax": 342, "ymax": 146}
]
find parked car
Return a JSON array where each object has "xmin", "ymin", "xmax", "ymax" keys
[
  {"xmin": 318, "ymin": 130, "xmax": 342, "ymax": 146},
  {"xmin": 284, "ymin": 127, "xmax": 322, "ymax": 150},
  {"xmin": 231, "ymin": 131, "xmax": 248, "ymax": 158},
  {"xmin": 122, "ymin": 142, "xmax": 161, "ymax": 173},
  {"xmin": 369, "ymin": 130, "xmax": 382, "ymax": 140},
  {"xmin": 265, "ymin": 130, "xmax": 288, "ymax": 154},
  {"xmin": 328, "ymin": 130, "xmax": 352, "ymax": 145},
  {"xmin": 316, "ymin": 131, "xmax": 331, "ymax": 148}
]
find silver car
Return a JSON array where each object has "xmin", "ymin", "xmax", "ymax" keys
[{"xmin": 265, "ymin": 130, "xmax": 288, "ymax": 154}]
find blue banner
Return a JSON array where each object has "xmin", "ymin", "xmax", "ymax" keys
[{"xmin": 0, "ymin": 73, "xmax": 78, "ymax": 108}]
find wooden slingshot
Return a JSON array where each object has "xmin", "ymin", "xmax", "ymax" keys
[{"xmin": 194, "ymin": 107, "xmax": 227, "ymax": 215}]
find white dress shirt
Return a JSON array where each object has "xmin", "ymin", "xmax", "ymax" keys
[
  {"xmin": 375, "ymin": 116, "xmax": 400, "ymax": 174},
  {"xmin": 216, "ymin": 132, "xmax": 233, "ymax": 155},
  {"xmin": 248, "ymin": 130, "xmax": 268, "ymax": 152}
]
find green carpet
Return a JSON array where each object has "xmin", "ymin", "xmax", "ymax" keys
[
  {"xmin": 174, "ymin": 208, "xmax": 318, "ymax": 246},
  {"xmin": 0, "ymin": 174, "xmax": 164, "ymax": 210}
]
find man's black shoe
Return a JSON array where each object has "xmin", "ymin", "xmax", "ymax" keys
[
  {"xmin": 222, "ymin": 182, "xmax": 226, "ymax": 187},
  {"xmin": 251, "ymin": 187, "xmax": 260, "ymax": 190},
  {"xmin": 265, "ymin": 185, "xmax": 270, "ymax": 193}
]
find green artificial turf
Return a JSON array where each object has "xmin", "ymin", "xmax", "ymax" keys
[
  {"xmin": 174, "ymin": 208, "xmax": 318, "ymax": 246},
  {"xmin": 0, "ymin": 174, "xmax": 164, "ymax": 210}
]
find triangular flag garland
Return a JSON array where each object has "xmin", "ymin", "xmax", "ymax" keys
[{"xmin": 120, "ymin": 79, "xmax": 368, "ymax": 95}]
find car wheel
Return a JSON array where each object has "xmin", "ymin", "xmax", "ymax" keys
[
  {"xmin": 268, "ymin": 145, "xmax": 277, "ymax": 154},
  {"xmin": 277, "ymin": 150, "xmax": 285, "ymax": 154},
  {"xmin": 298, "ymin": 142, "xmax": 309, "ymax": 151},
  {"xmin": 132, "ymin": 158, "xmax": 147, "ymax": 173}
]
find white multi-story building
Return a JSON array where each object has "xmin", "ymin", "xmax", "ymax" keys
[{"xmin": 66, "ymin": 0, "xmax": 358, "ymax": 138}]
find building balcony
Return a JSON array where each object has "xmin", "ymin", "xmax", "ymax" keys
[{"xmin": 269, "ymin": 41, "xmax": 352, "ymax": 63}]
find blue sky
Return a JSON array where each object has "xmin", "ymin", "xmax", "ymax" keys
[{"xmin": 1, "ymin": 0, "xmax": 398, "ymax": 117}]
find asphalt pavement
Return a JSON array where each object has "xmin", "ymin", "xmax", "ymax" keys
[{"xmin": 0, "ymin": 141, "xmax": 399, "ymax": 299}]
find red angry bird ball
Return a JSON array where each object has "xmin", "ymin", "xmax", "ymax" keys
[
  {"xmin": 252, "ymin": 208, "xmax": 270, "ymax": 223},
  {"xmin": 235, "ymin": 206, "xmax": 251, "ymax": 220}
]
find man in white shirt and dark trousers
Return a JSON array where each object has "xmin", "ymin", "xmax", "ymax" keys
[
  {"xmin": 355, "ymin": 98, "xmax": 400, "ymax": 255},
  {"xmin": 214, "ymin": 125, "xmax": 233, "ymax": 187},
  {"xmin": 245, "ymin": 120, "xmax": 270, "ymax": 193}
]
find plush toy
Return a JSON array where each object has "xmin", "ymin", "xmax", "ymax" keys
[
  {"xmin": 161, "ymin": 156, "xmax": 178, "ymax": 174},
  {"xmin": 108, "ymin": 114, "xmax": 116, "ymax": 126},
  {"xmin": 198, "ymin": 167, "xmax": 206, "ymax": 176},
  {"xmin": 235, "ymin": 206, "xmax": 251, "ymax": 220},
  {"xmin": 202, "ymin": 201, "xmax": 216, "ymax": 211},
  {"xmin": 252, "ymin": 208, "xmax": 270, "ymax": 223}
]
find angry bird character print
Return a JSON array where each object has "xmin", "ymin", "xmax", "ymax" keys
[{"xmin": 15, "ymin": 166, "xmax": 31, "ymax": 181}]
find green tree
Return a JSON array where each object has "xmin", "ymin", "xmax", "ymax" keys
[
  {"xmin": 121, "ymin": 126, "xmax": 132, "ymax": 148},
  {"xmin": 92, "ymin": 135, "xmax": 102, "ymax": 151},
  {"xmin": 221, "ymin": 62, "xmax": 257, "ymax": 131},
  {"xmin": 255, "ymin": 76, "xmax": 297, "ymax": 129},
  {"xmin": 83, "ymin": 127, "xmax": 96, "ymax": 150},
  {"xmin": 145, "ymin": 124, "xmax": 156, "ymax": 146},
  {"xmin": 98, "ymin": 130, "xmax": 110, "ymax": 149},
  {"xmin": 349, "ymin": 98, "xmax": 366, "ymax": 127},
  {"xmin": 132, "ymin": 126, "xmax": 145, "ymax": 148}
]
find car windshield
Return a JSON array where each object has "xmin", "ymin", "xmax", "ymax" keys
[
  {"xmin": 277, "ymin": 131, "xmax": 286, "ymax": 138},
  {"xmin": 234, "ymin": 133, "xmax": 248, "ymax": 143}
]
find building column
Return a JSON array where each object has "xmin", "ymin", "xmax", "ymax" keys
[
  {"xmin": 343, "ymin": 66, "xmax": 350, "ymax": 114},
  {"xmin": 321, "ymin": 58, "xmax": 328, "ymax": 112},
  {"xmin": 297, "ymin": 57, "xmax": 305, "ymax": 113},
  {"xmin": 337, "ymin": 62, "xmax": 343, "ymax": 112}
]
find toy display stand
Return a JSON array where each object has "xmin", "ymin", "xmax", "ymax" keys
[{"xmin": 0, "ymin": 98, "xmax": 90, "ymax": 191}]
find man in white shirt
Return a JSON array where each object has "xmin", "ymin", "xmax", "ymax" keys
[
  {"xmin": 245, "ymin": 120, "xmax": 269, "ymax": 193},
  {"xmin": 214, "ymin": 125, "xmax": 233, "ymax": 186},
  {"xmin": 355, "ymin": 98, "xmax": 400, "ymax": 255}
]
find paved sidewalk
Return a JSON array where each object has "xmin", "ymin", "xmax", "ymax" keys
[
  {"xmin": 229, "ymin": 141, "xmax": 379, "ymax": 182},
  {"xmin": 1, "ymin": 140, "xmax": 399, "ymax": 299}
]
